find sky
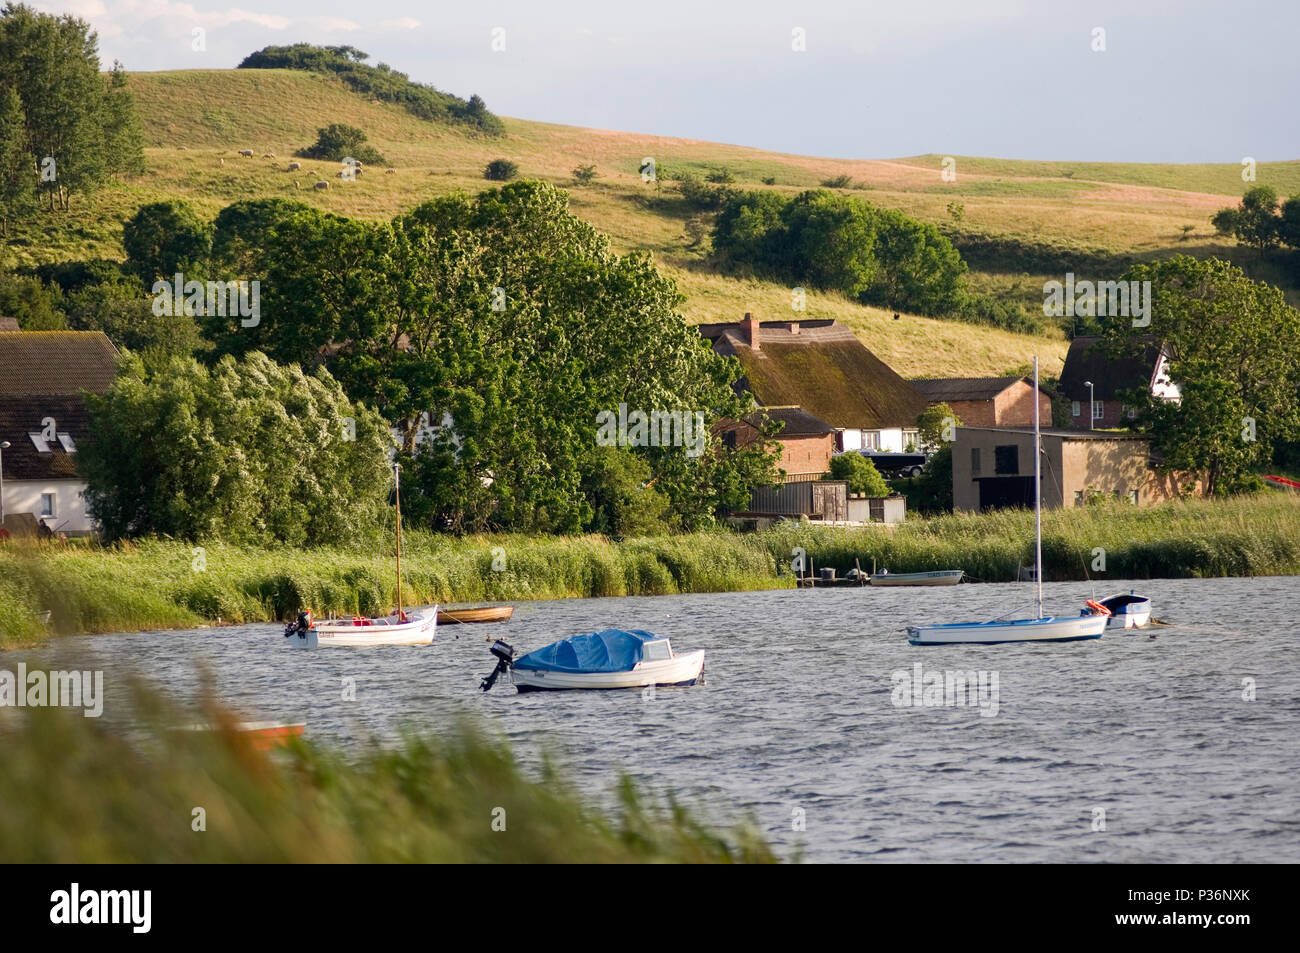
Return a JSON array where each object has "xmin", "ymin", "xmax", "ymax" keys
[{"xmin": 36, "ymin": 0, "xmax": 1300, "ymax": 163}]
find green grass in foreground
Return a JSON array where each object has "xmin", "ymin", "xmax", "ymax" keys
[
  {"xmin": 1, "ymin": 493, "xmax": 1297, "ymax": 648},
  {"xmin": 0, "ymin": 692, "xmax": 774, "ymax": 863}
]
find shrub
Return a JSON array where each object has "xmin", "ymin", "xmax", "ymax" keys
[
  {"xmin": 484, "ymin": 158, "xmax": 519, "ymax": 181},
  {"xmin": 572, "ymin": 164, "xmax": 598, "ymax": 184},
  {"xmin": 296, "ymin": 123, "xmax": 385, "ymax": 166}
]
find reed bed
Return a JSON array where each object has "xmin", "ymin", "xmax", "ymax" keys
[
  {"xmin": 2, "ymin": 494, "xmax": 1296, "ymax": 648},
  {"xmin": 0, "ymin": 692, "xmax": 774, "ymax": 863}
]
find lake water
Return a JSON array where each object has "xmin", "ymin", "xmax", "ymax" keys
[{"xmin": 10, "ymin": 575, "xmax": 1300, "ymax": 863}]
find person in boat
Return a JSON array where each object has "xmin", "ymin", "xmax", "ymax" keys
[{"xmin": 284, "ymin": 609, "xmax": 313, "ymax": 638}]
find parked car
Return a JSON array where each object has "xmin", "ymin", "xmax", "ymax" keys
[{"xmin": 857, "ymin": 450, "xmax": 930, "ymax": 478}]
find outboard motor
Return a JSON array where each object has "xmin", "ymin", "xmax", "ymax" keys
[
  {"xmin": 284, "ymin": 609, "xmax": 313, "ymax": 639},
  {"xmin": 480, "ymin": 639, "xmax": 515, "ymax": 692}
]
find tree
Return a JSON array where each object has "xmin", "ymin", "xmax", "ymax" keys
[
  {"xmin": 99, "ymin": 61, "xmax": 146, "ymax": 179},
  {"xmin": 483, "ymin": 158, "xmax": 518, "ymax": 181},
  {"xmin": 122, "ymin": 201, "xmax": 213, "ymax": 283},
  {"xmin": 297, "ymin": 123, "xmax": 385, "ymax": 166},
  {"xmin": 572, "ymin": 164, "xmax": 598, "ymax": 184},
  {"xmin": 81, "ymin": 351, "xmax": 391, "ymax": 544},
  {"xmin": 0, "ymin": 274, "xmax": 64, "ymax": 329},
  {"xmin": 199, "ymin": 183, "xmax": 775, "ymax": 533},
  {"xmin": 0, "ymin": 4, "xmax": 119, "ymax": 210},
  {"xmin": 866, "ymin": 208, "xmax": 968, "ymax": 315},
  {"xmin": 780, "ymin": 190, "xmax": 879, "ymax": 296},
  {"xmin": 580, "ymin": 448, "xmax": 672, "ymax": 537},
  {"xmin": 1210, "ymin": 186, "xmax": 1281, "ymax": 253},
  {"xmin": 0, "ymin": 85, "xmax": 35, "ymax": 235},
  {"xmin": 1100, "ymin": 255, "xmax": 1300, "ymax": 496},
  {"xmin": 917, "ymin": 402, "xmax": 962, "ymax": 449},
  {"xmin": 828, "ymin": 453, "xmax": 889, "ymax": 496},
  {"xmin": 712, "ymin": 189, "xmax": 789, "ymax": 273}
]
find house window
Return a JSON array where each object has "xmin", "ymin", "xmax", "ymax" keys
[
  {"xmin": 1092, "ymin": 400, "xmax": 1104, "ymax": 421},
  {"xmin": 40, "ymin": 493, "xmax": 56, "ymax": 517},
  {"xmin": 58, "ymin": 433, "xmax": 77, "ymax": 453},
  {"xmin": 1071, "ymin": 401, "xmax": 1080, "ymax": 418},
  {"xmin": 1128, "ymin": 489, "xmax": 1139, "ymax": 505},
  {"xmin": 861, "ymin": 431, "xmax": 879, "ymax": 450},
  {"xmin": 1074, "ymin": 490, "xmax": 1084, "ymax": 507},
  {"xmin": 971, "ymin": 448, "xmax": 981, "ymax": 475},
  {"xmin": 721, "ymin": 430, "xmax": 737, "ymax": 450},
  {"xmin": 994, "ymin": 445, "xmax": 1019, "ymax": 475}
]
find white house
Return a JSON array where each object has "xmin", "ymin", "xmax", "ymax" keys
[{"xmin": 0, "ymin": 329, "xmax": 119, "ymax": 537}]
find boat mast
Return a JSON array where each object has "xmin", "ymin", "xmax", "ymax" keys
[
  {"xmin": 394, "ymin": 461, "xmax": 404, "ymax": 620},
  {"xmin": 1033, "ymin": 355, "xmax": 1043, "ymax": 619}
]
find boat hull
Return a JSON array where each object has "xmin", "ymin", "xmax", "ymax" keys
[
  {"xmin": 908, "ymin": 615, "xmax": 1107, "ymax": 645},
  {"xmin": 512, "ymin": 649, "xmax": 705, "ymax": 692},
  {"xmin": 870, "ymin": 570, "xmax": 963, "ymax": 587},
  {"xmin": 1098, "ymin": 594, "xmax": 1152, "ymax": 629},
  {"xmin": 289, "ymin": 610, "xmax": 436, "ymax": 648},
  {"xmin": 437, "ymin": 606, "xmax": 514, "ymax": 624}
]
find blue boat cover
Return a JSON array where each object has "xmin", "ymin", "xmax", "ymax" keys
[{"xmin": 514, "ymin": 629, "xmax": 660, "ymax": 673}]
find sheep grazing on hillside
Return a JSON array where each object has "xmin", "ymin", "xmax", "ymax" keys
[
  {"xmin": 262, "ymin": 153, "xmax": 275, "ymax": 158},
  {"xmin": 238, "ymin": 149, "xmax": 254, "ymax": 157},
  {"xmin": 287, "ymin": 161, "xmax": 301, "ymax": 171},
  {"xmin": 385, "ymin": 168, "xmax": 396, "ymax": 175},
  {"xmin": 219, "ymin": 157, "xmax": 225, "ymax": 166},
  {"xmin": 314, "ymin": 181, "xmax": 329, "ymax": 190}
]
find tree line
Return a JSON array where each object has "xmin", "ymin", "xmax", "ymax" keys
[
  {"xmin": 5, "ymin": 182, "xmax": 782, "ymax": 543},
  {"xmin": 238, "ymin": 44, "xmax": 504, "ymax": 136}
]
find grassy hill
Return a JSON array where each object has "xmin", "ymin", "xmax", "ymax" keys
[{"xmin": 8, "ymin": 68, "xmax": 1299, "ymax": 378}]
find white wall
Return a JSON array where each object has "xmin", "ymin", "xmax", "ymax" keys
[{"xmin": 1, "ymin": 479, "xmax": 94, "ymax": 534}]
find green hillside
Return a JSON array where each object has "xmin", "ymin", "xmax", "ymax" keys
[{"xmin": 9, "ymin": 67, "xmax": 1298, "ymax": 378}]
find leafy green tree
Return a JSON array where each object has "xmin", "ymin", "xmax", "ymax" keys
[
  {"xmin": 1278, "ymin": 194, "xmax": 1300, "ymax": 249},
  {"xmin": 63, "ymin": 272, "xmax": 202, "ymax": 362},
  {"xmin": 0, "ymin": 85, "xmax": 35, "ymax": 234},
  {"xmin": 866, "ymin": 208, "xmax": 968, "ymax": 314},
  {"xmin": 483, "ymin": 158, "xmax": 518, "ymax": 181},
  {"xmin": 779, "ymin": 190, "xmax": 879, "ymax": 296},
  {"xmin": 580, "ymin": 449, "xmax": 672, "ymax": 537},
  {"xmin": 827, "ymin": 453, "xmax": 889, "ymax": 496},
  {"xmin": 1100, "ymin": 256, "xmax": 1300, "ymax": 496},
  {"xmin": 902, "ymin": 445, "xmax": 954, "ymax": 514},
  {"xmin": 100, "ymin": 62, "xmax": 146, "ymax": 178},
  {"xmin": 917, "ymin": 402, "xmax": 962, "ymax": 448},
  {"xmin": 572, "ymin": 164, "xmax": 598, "ymax": 184},
  {"xmin": 81, "ymin": 351, "xmax": 391, "ymax": 544},
  {"xmin": 0, "ymin": 4, "xmax": 117, "ymax": 210},
  {"xmin": 297, "ymin": 123, "xmax": 385, "ymax": 166},
  {"xmin": 122, "ymin": 201, "xmax": 213, "ymax": 283},
  {"xmin": 712, "ymin": 189, "xmax": 789, "ymax": 273},
  {"xmin": 1210, "ymin": 186, "xmax": 1280, "ymax": 253},
  {"xmin": 0, "ymin": 273, "xmax": 64, "ymax": 329}
]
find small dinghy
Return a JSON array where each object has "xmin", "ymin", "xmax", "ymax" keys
[
  {"xmin": 1085, "ymin": 591, "xmax": 1152, "ymax": 629},
  {"xmin": 870, "ymin": 569, "xmax": 963, "ymax": 587},
  {"xmin": 173, "ymin": 721, "xmax": 305, "ymax": 751},
  {"xmin": 437, "ymin": 605, "xmax": 514, "ymax": 625},
  {"xmin": 480, "ymin": 629, "xmax": 705, "ymax": 693}
]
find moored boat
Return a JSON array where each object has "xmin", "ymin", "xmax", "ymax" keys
[
  {"xmin": 437, "ymin": 605, "xmax": 514, "ymax": 625},
  {"xmin": 173, "ymin": 720, "xmax": 306, "ymax": 751},
  {"xmin": 905, "ymin": 356, "xmax": 1107, "ymax": 647},
  {"xmin": 1088, "ymin": 591, "xmax": 1152, "ymax": 629},
  {"xmin": 284, "ymin": 461, "xmax": 436, "ymax": 647},
  {"xmin": 480, "ymin": 629, "xmax": 705, "ymax": 693},
  {"xmin": 870, "ymin": 569, "xmax": 963, "ymax": 587}
]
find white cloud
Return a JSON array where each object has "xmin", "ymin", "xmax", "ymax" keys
[{"xmin": 380, "ymin": 17, "xmax": 421, "ymax": 31}]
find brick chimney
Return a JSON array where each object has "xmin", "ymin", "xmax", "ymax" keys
[{"xmin": 742, "ymin": 312, "xmax": 760, "ymax": 351}]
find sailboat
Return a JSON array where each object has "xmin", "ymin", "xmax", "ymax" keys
[
  {"xmin": 285, "ymin": 462, "xmax": 437, "ymax": 648},
  {"xmin": 906, "ymin": 356, "xmax": 1109, "ymax": 646}
]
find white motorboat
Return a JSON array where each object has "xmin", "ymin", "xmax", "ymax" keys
[
  {"xmin": 1091, "ymin": 591, "xmax": 1152, "ymax": 629},
  {"xmin": 285, "ymin": 462, "xmax": 436, "ymax": 648},
  {"xmin": 870, "ymin": 570, "xmax": 963, "ymax": 587},
  {"xmin": 480, "ymin": 630, "xmax": 705, "ymax": 693},
  {"xmin": 906, "ymin": 356, "xmax": 1108, "ymax": 647}
]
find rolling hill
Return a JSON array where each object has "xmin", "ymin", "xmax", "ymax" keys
[{"xmin": 7, "ymin": 67, "xmax": 1298, "ymax": 379}]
